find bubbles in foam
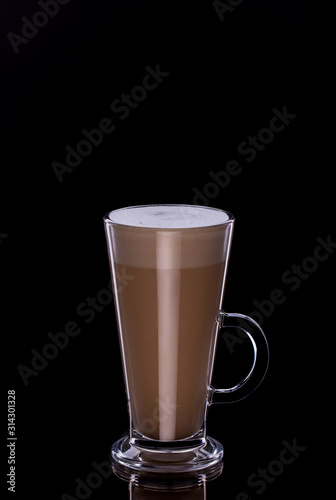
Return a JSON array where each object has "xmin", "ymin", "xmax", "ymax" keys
[{"xmin": 107, "ymin": 205, "xmax": 231, "ymax": 229}]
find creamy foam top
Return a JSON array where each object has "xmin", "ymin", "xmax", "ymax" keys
[
  {"xmin": 105, "ymin": 206, "xmax": 234, "ymax": 268},
  {"xmin": 107, "ymin": 205, "xmax": 231, "ymax": 229}
]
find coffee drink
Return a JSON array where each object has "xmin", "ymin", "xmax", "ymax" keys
[{"xmin": 106, "ymin": 206, "xmax": 233, "ymax": 441}]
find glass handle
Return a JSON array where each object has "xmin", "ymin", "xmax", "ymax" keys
[{"xmin": 210, "ymin": 311, "xmax": 269, "ymax": 404}]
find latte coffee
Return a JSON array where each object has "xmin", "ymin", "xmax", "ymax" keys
[{"xmin": 106, "ymin": 206, "xmax": 233, "ymax": 441}]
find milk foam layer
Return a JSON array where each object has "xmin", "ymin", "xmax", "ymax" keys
[
  {"xmin": 105, "ymin": 205, "xmax": 234, "ymax": 268},
  {"xmin": 108, "ymin": 205, "xmax": 231, "ymax": 229}
]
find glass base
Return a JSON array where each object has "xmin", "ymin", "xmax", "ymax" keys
[{"xmin": 111, "ymin": 435, "xmax": 224, "ymax": 479}]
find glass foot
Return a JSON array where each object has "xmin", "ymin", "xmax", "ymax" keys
[{"xmin": 111, "ymin": 435, "xmax": 224, "ymax": 479}]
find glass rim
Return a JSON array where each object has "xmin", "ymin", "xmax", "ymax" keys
[{"xmin": 103, "ymin": 204, "xmax": 235, "ymax": 230}]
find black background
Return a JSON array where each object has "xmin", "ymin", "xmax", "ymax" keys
[{"xmin": 1, "ymin": 1, "xmax": 332, "ymax": 499}]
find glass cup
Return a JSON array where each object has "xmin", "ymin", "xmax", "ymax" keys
[{"xmin": 104, "ymin": 205, "xmax": 269, "ymax": 474}]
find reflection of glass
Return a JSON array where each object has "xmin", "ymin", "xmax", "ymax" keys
[
  {"xmin": 104, "ymin": 205, "xmax": 269, "ymax": 473},
  {"xmin": 113, "ymin": 458, "xmax": 223, "ymax": 498},
  {"xmin": 130, "ymin": 479, "xmax": 206, "ymax": 500}
]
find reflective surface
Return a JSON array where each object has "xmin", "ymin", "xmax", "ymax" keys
[{"xmin": 112, "ymin": 455, "xmax": 223, "ymax": 496}]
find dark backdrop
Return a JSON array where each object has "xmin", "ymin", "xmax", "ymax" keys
[{"xmin": 1, "ymin": 1, "xmax": 332, "ymax": 500}]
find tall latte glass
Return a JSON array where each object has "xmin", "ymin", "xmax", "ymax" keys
[{"xmin": 104, "ymin": 205, "xmax": 269, "ymax": 474}]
